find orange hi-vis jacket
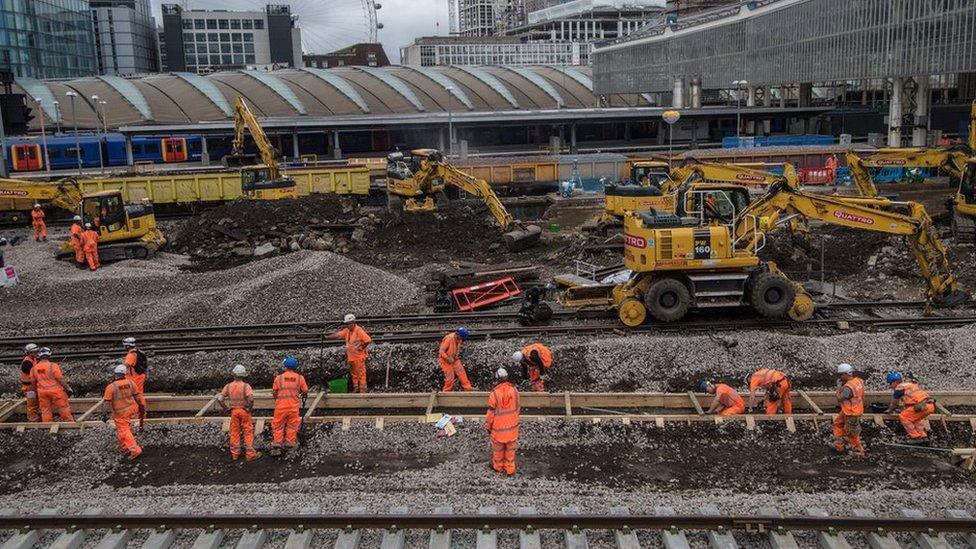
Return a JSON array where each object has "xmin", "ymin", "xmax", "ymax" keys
[
  {"xmin": 70, "ymin": 223, "xmax": 83, "ymax": 247},
  {"xmin": 749, "ymin": 369, "xmax": 787, "ymax": 391},
  {"xmin": 31, "ymin": 209, "xmax": 45, "ymax": 225},
  {"xmin": 486, "ymin": 381, "xmax": 520, "ymax": 443},
  {"xmin": 337, "ymin": 325, "xmax": 372, "ymax": 362},
  {"xmin": 522, "ymin": 343, "xmax": 552, "ymax": 369},
  {"xmin": 840, "ymin": 377, "xmax": 865, "ymax": 416},
  {"xmin": 81, "ymin": 229, "xmax": 100, "ymax": 252},
  {"xmin": 272, "ymin": 372, "xmax": 308, "ymax": 411},
  {"xmin": 895, "ymin": 381, "xmax": 931, "ymax": 406},
  {"xmin": 20, "ymin": 354, "xmax": 37, "ymax": 387},
  {"xmin": 104, "ymin": 378, "xmax": 140, "ymax": 417},
  {"xmin": 30, "ymin": 360, "xmax": 65, "ymax": 392},
  {"xmin": 715, "ymin": 384, "xmax": 744, "ymax": 409},
  {"xmin": 221, "ymin": 380, "xmax": 254, "ymax": 410},
  {"xmin": 439, "ymin": 333, "xmax": 462, "ymax": 365}
]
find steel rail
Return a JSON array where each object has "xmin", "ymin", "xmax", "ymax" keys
[{"xmin": 0, "ymin": 513, "xmax": 974, "ymax": 532}]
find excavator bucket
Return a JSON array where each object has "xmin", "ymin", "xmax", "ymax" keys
[
  {"xmin": 939, "ymin": 289, "xmax": 971, "ymax": 308},
  {"xmin": 504, "ymin": 224, "xmax": 542, "ymax": 252},
  {"xmin": 222, "ymin": 153, "xmax": 259, "ymax": 168}
]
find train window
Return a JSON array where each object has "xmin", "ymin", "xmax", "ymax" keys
[
  {"xmin": 67, "ymin": 147, "xmax": 83, "ymax": 160},
  {"xmin": 144, "ymin": 143, "xmax": 160, "ymax": 154},
  {"xmin": 48, "ymin": 148, "xmax": 61, "ymax": 159},
  {"xmin": 132, "ymin": 143, "xmax": 143, "ymax": 155},
  {"xmin": 188, "ymin": 140, "xmax": 201, "ymax": 154}
]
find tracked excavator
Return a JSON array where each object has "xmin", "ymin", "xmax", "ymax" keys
[
  {"xmin": 385, "ymin": 149, "xmax": 542, "ymax": 252},
  {"xmin": 560, "ymin": 174, "xmax": 968, "ymax": 326},
  {"xmin": 223, "ymin": 97, "xmax": 297, "ymax": 200},
  {"xmin": 0, "ymin": 178, "xmax": 165, "ymax": 261}
]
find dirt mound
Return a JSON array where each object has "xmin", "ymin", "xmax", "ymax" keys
[{"xmin": 759, "ymin": 225, "xmax": 889, "ymax": 278}]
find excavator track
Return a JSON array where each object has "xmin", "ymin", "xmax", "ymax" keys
[{"xmin": 952, "ymin": 212, "xmax": 976, "ymax": 244}]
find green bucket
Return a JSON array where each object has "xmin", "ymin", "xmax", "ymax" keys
[
  {"xmin": 549, "ymin": 223, "xmax": 561, "ymax": 234},
  {"xmin": 328, "ymin": 376, "xmax": 349, "ymax": 394}
]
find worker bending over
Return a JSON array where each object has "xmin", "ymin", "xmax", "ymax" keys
[
  {"xmin": 746, "ymin": 369, "xmax": 793, "ymax": 414},
  {"xmin": 81, "ymin": 223, "xmax": 100, "ymax": 271},
  {"xmin": 122, "ymin": 337, "xmax": 148, "ymax": 407},
  {"xmin": 19, "ymin": 344, "xmax": 41, "ymax": 422},
  {"xmin": 218, "ymin": 365, "xmax": 261, "ymax": 461},
  {"xmin": 271, "ymin": 356, "xmax": 308, "ymax": 456},
  {"xmin": 30, "ymin": 347, "xmax": 74, "ymax": 422},
  {"xmin": 485, "ymin": 368, "xmax": 520, "ymax": 475},
  {"xmin": 833, "ymin": 363, "xmax": 865, "ymax": 457},
  {"xmin": 439, "ymin": 327, "xmax": 473, "ymax": 392},
  {"xmin": 30, "ymin": 204, "xmax": 47, "ymax": 242},
  {"xmin": 701, "ymin": 380, "xmax": 745, "ymax": 416},
  {"xmin": 330, "ymin": 314, "xmax": 372, "ymax": 393},
  {"xmin": 69, "ymin": 215, "xmax": 85, "ymax": 265},
  {"xmin": 512, "ymin": 342, "xmax": 553, "ymax": 392},
  {"xmin": 103, "ymin": 365, "xmax": 145, "ymax": 460},
  {"xmin": 884, "ymin": 372, "xmax": 935, "ymax": 445}
]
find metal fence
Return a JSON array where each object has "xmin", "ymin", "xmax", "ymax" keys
[{"xmin": 593, "ymin": 0, "xmax": 976, "ymax": 94}]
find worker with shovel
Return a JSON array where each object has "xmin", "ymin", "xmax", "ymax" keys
[
  {"xmin": 883, "ymin": 371, "xmax": 936, "ymax": 445},
  {"xmin": 330, "ymin": 314, "xmax": 372, "ymax": 393}
]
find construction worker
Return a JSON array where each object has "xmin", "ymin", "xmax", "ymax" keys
[
  {"xmin": 746, "ymin": 369, "xmax": 793, "ymax": 415},
  {"xmin": 69, "ymin": 215, "xmax": 84, "ymax": 265},
  {"xmin": 884, "ymin": 372, "xmax": 936, "ymax": 445},
  {"xmin": 81, "ymin": 223, "xmax": 100, "ymax": 271},
  {"xmin": 439, "ymin": 327, "xmax": 473, "ymax": 392},
  {"xmin": 19, "ymin": 344, "xmax": 41, "ymax": 422},
  {"xmin": 330, "ymin": 314, "xmax": 372, "ymax": 393},
  {"xmin": 512, "ymin": 342, "xmax": 552, "ymax": 392},
  {"xmin": 218, "ymin": 364, "xmax": 261, "ymax": 461},
  {"xmin": 485, "ymin": 367, "xmax": 520, "ymax": 475},
  {"xmin": 103, "ymin": 364, "xmax": 144, "ymax": 460},
  {"xmin": 271, "ymin": 356, "xmax": 308, "ymax": 456},
  {"xmin": 701, "ymin": 380, "xmax": 746, "ymax": 416},
  {"xmin": 833, "ymin": 363, "xmax": 865, "ymax": 457},
  {"xmin": 30, "ymin": 204, "xmax": 47, "ymax": 242},
  {"xmin": 122, "ymin": 337, "xmax": 148, "ymax": 400},
  {"xmin": 30, "ymin": 347, "xmax": 74, "ymax": 422}
]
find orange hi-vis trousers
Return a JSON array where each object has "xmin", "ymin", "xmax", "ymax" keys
[
  {"xmin": 229, "ymin": 408, "xmax": 258, "ymax": 459},
  {"xmin": 440, "ymin": 360, "xmax": 472, "ymax": 392},
  {"xmin": 37, "ymin": 389, "xmax": 73, "ymax": 422},
  {"xmin": 720, "ymin": 402, "xmax": 746, "ymax": 416},
  {"xmin": 765, "ymin": 382, "xmax": 793, "ymax": 415},
  {"xmin": 349, "ymin": 358, "xmax": 367, "ymax": 393},
  {"xmin": 900, "ymin": 402, "xmax": 935, "ymax": 439},
  {"xmin": 22, "ymin": 385, "xmax": 40, "ymax": 422},
  {"xmin": 833, "ymin": 412, "xmax": 864, "ymax": 454},
  {"xmin": 491, "ymin": 440, "xmax": 517, "ymax": 474},
  {"xmin": 113, "ymin": 406, "xmax": 142, "ymax": 457},
  {"xmin": 272, "ymin": 406, "xmax": 301, "ymax": 448}
]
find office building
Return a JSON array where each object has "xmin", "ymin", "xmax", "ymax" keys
[
  {"xmin": 304, "ymin": 44, "xmax": 390, "ymax": 69},
  {"xmin": 401, "ymin": 36, "xmax": 588, "ymax": 67},
  {"xmin": 0, "ymin": 0, "xmax": 98, "ymax": 78},
  {"xmin": 91, "ymin": 0, "xmax": 160, "ymax": 75},
  {"xmin": 160, "ymin": 4, "xmax": 301, "ymax": 74}
]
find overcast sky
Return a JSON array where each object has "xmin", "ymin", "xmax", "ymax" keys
[{"xmin": 149, "ymin": 0, "xmax": 449, "ymax": 63}]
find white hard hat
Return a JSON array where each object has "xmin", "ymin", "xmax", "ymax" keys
[
  {"xmin": 38, "ymin": 347, "xmax": 52, "ymax": 357},
  {"xmin": 837, "ymin": 363, "xmax": 854, "ymax": 375},
  {"xmin": 496, "ymin": 368, "xmax": 509, "ymax": 379},
  {"xmin": 72, "ymin": 215, "xmax": 82, "ymax": 222},
  {"xmin": 344, "ymin": 314, "xmax": 356, "ymax": 323},
  {"xmin": 511, "ymin": 351, "xmax": 523, "ymax": 363},
  {"xmin": 232, "ymin": 364, "xmax": 247, "ymax": 376},
  {"xmin": 122, "ymin": 337, "xmax": 136, "ymax": 347},
  {"xmin": 113, "ymin": 364, "xmax": 127, "ymax": 376},
  {"xmin": 84, "ymin": 223, "xmax": 92, "ymax": 229},
  {"xmin": 24, "ymin": 343, "xmax": 38, "ymax": 353},
  {"xmin": 33, "ymin": 203, "xmax": 40, "ymax": 208}
]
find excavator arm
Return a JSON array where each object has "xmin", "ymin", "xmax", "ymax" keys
[
  {"xmin": 845, "ymin": 153, "xmax": 880, "ymax": 198},
  {"xmin": 231, "ymin": 97, "xmax": 280, "ymax": 176},
  {"xmin": 435, "ymin": 163, "xmax": 516, "ymax": 230},
  {"xmin": 667, "ymin": 162, "xmax": 792, "ymax": 192},
  {"xmin": 0, "ymin": 178, "xmax": 83, "ymax": 214}
]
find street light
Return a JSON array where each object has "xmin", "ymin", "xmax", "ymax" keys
[
  {"xmin": 733, "ymin": 80, "xmax": 748, "ymax": 138},
  {"xmin": 52, "ymin": 100, "xmax": 61, "ymax": 134},
  {"xmin": 37, "ymin": 99, "xmax": 51, "ymax": 173},
  {"xmin": 445, "ymin": 85, "xmax": 455, "ymax": 157},
  {"xmin": 65, "ymin": 91, "xmax": 81, "ymax": 174},
  {"xmin": 92, "ymin": 95, "xmax": 107, "ymax": 172}
]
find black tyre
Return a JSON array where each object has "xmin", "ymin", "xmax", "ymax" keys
[
  {"xmin": 644, "ymin": 278, "xmax": 691, "ymax": 322},
  {"xmin": 750, "ymin": 272, "xmax": 796, "ymax": 318}
]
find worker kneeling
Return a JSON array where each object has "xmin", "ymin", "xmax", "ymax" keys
[
  {"xmin": 30, "ymin": 347, "xmax": 74, "ymax": 422},
  {"xmin": 104, "ymin": 365, "xmax": 145, "ymax": 460},
  {"xmin": 439, "ymin": 327, "xmax": 473, "ymax": 392},
  {"xmin": 219, "ymin": 365, "xmax": 261, "ymax": 461},
  {"xmin": 747, "ymin": 369, "xmax": 792, "ymax": 415},
  {"xmin": 512, "ymin": 342, "xmax": 552, "ymax": 392},
  {"xmin": 485, "ymin": 368, "xmax": 520, "ymax": 475},
  {"xmin": 833, "ymin": 363, "xmax": 865, "ymax": 457},
  {"xmin": 884, "ymin": 372, "xmax": 935, "ymax": 445},
  {"xmin": 702, "ymin": 380, "xmax": 746, "ymax": 416},
  {"xmin": 271, "ymin": 356, "xmax": 308, "ymax": 456}
]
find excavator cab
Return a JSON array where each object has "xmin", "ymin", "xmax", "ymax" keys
[
  {"xmin": 630, "ymin": 161, "xmax": 670, "ymax": 187},
  {"xmin": 952, "ymin": 159, "xmax": 976, "ymax": 242},
  {"xmin": 57, "ymin": 190, "xmax": 166, "ymax": 262},
  {"xmin": 241, "ymin": 165, "xmax": 297, "ymax": 201}
]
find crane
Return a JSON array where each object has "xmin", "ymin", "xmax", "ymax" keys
[{"xmin": 225, "ymin": 97, "xmax": 297, "ymax": 200}]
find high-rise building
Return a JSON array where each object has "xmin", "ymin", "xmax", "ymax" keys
[
  {"xmin": 91, "ymin": 0, "xmax": 160, "ymax": 76},
  {"xmin": 0, "ymin": 0, "xmax": 98, "ymax": 79},
  {"xmin": 457, "ymin": 0, "xmax": 506, "ymax": 36},
  {"xmin": 159, "ymin": 4, "xmax": 302, "ymax": 75},
  {"xmin": 401, "ymin": 36, "xmax": 588, "ymax": 67}
]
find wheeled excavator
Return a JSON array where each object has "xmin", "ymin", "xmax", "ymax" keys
[
  {"xmin": 385, "ymin": 149, "xmax": 542, "ymax": 252},
  {"xmin": 0, "ymin": 178, "xmax": 165, "ymax": 261},
  {"xmin": 560, "ymin": 174, "xmax": 968, "ymax": 326},
  {"xmin": 223, "ymin": 97, "xmax": 297, "ymax": 200}
]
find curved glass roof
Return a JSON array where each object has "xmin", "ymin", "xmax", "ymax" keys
[
  {"xmin": 98, "ymin": 75, "xmax": 154, "ymax": 121},
  {"xmin": 454, "ymin": 66, "xmax": 518, "ymax": 109},
  {"xmin": 297, "ymin": 68, "xmax": 370, "ymax": 113},
  {"xmin": 400, "ymin": 67, "xmax": 474, "ymax": 110},
  {"xmin": 502, "ymin": 67, "xmax": 564, "ymax": 108},
  {"xmin": 172, "ymin": 72, "xmax": 233, "ymax": 116},
  {"xmin": 353, "ymin": 66, "xmax": 425, "ymax": 112},
  {"xmin": 550, "ymin": 66, "xmax": 593, "ymax": 91},
  {"xmin": 238, "ymin": 70, "xmax": 306, "ymax": 115},
  {"xmin": 15, "ymin": 77, "xmax": 60, "ymax": 122}
]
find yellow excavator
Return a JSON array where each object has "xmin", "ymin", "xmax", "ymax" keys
[
  {"xmin": 386, "ymin": 149, "xmax": 542, "ymax": 251},
  {"xmin": 0, "ymin": 178, "xmax": 165, "ymax": 261},
  {"xmin": 223, "ymin": 97, "xmax": 297, "ymax": 200},
  {"xmin": 561, "ymin": 174, "xmax": 968, "ymax": 326}
]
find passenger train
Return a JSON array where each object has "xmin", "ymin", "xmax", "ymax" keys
[{"xmin": 6, "ymin": 134, "xmax": 205, "ymax": 172}]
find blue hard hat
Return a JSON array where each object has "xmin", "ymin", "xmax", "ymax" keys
[
  {"xmin": 457, "ymin": 327, "xmax": 470, "ymax": 341},
  {"xmin": 885, "ymin": 371, "xmax": 903, "ymax": 384},
  {"xmin": 699, "ymin": 380, "xmax": 710, "ymax": 392},
  {"xmin": 282, "ymin": 356, "xmax": 299, "ymax": 369}
]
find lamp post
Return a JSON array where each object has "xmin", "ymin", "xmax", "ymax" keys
[
  {"xmin": 733, "ymin": 80, "xmax": 748, "ymax": 138},
  {"xmin": 37, "ymin": 99, "xmax": 50, "ymax": 173},
  {"xmin": 52, "ymin": 100, "xmax": 61, "ymax": 134},
  {"xmin": 92, "ymin": 95, "xmax": 106, "ymax": 172},
  {"xmin": 65, "ymin": 91, "xmax": 81, "ymax": 174},
  {"xmin": 445, "ymin": 85, "xmax": 455, "ymax": 157},
  {"xmin": 662, "ymin": 110, "xmax": 681, "ymax": 170}
]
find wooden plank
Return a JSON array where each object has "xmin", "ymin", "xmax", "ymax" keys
[
  {"xmin": 254, "ymin": 419, "xmax": 265, "ymax": 435},
  {"xmin": 194, "ymin": 394, "xmax": 221, "ymax": 418},
  {"xmin": 745, "ymin": 415, "xmax": 756, "ymax": 430},
  {"xmin": 428, "ymin": 506, "xmax": 452, "ymax": 549},
  {"xmin": 610, "ymin": 507, "xmax": 641, "ymax": 549},
  {"xmin": 901, "ymin": 509, "xmax": 951, "ymax": 549},
  {"xmin": 303, "ymin": 392, "xmax": 326, "ymax": 419},
  {"xmin": 785, "ymin": 417, "xmax": 796, "ymax": 433},
  {"xmin": 518, "ymin": 507, "xmax": 541, "ymax": 549},
  {"xmin": 799, "ymin": 390, "xmax": 824, "ymax": 414},
  {"xmin": 425, "ymin": 392, "xmax": 438, "ymax": 416},
  {"xmin": 655, "ymin": 417, "xmax": 665, "ymax": 428},
  {"xmin": 688, "ymin": 392, "xmax": 705, "ymax": 415},
  {"xmin": 333, "ymin": 506, "xmax": 366, "ymax": 549},
  {"xmin": 476, "ymin": 506, "xmax": 498, "ymax": 549},
  {"xmin": 563, "ymin": 506, "xmax": 589, "ymax": 549},
  {"xmin": 853, "ymin": 509, "xmax": 902, "ymax": 549},
  {"xmin": 76, "ymin": 401, "xmax": 104, "ymax": 423},
  {"xmin": 564, "ymin": 393, "xmax": 573, "ymax": 416},
  {"xmin": 807, "ymin": 508, "xmax": 852, "ymax": 549},
  {"xmin": 0, "ymin": 400, "xmax": 24, "ymax": 422}
]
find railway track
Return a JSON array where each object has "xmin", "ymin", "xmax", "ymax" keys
[{"xmin": 0, "ymin": 508, "xmax": 974, "ymax": 549}]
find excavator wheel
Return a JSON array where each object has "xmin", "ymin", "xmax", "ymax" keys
[
  {"xmin": 750, "ymin": 272, "xmax": 796, "ymax": 318},
  {"xmin": 618, "ymin": 298, "xmax": 647, "ymax": 327},
  {"xmin": 504, "ymin": 225, "xmax": 542, "ymax": 252},
  {"xmin": 644, "ymin": 277, "xmax": 691, "ymax": 322},
  {"xmin": 788, "ymin": 293, "xmax": 816, "ymax": 322}
]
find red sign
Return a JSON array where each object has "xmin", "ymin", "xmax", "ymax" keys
[
  {"xmin": 624, "ymin": 234, "xmax": 647, "ymax": 248},
  {"xmin": 0, "ymin": 190, "xmax": 29, "ymax": 197},
  {"xmin": 833, "ymin": 210, "xmax": 875, "ymax": 225}
]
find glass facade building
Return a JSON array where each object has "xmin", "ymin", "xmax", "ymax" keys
[
  {"xmin": 91, "ymin": 0, "xmax": 159, "ymax": 76},
  {"xmin": 0, "ymin": 0, "xmax": 98, "ymax": 78}
]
